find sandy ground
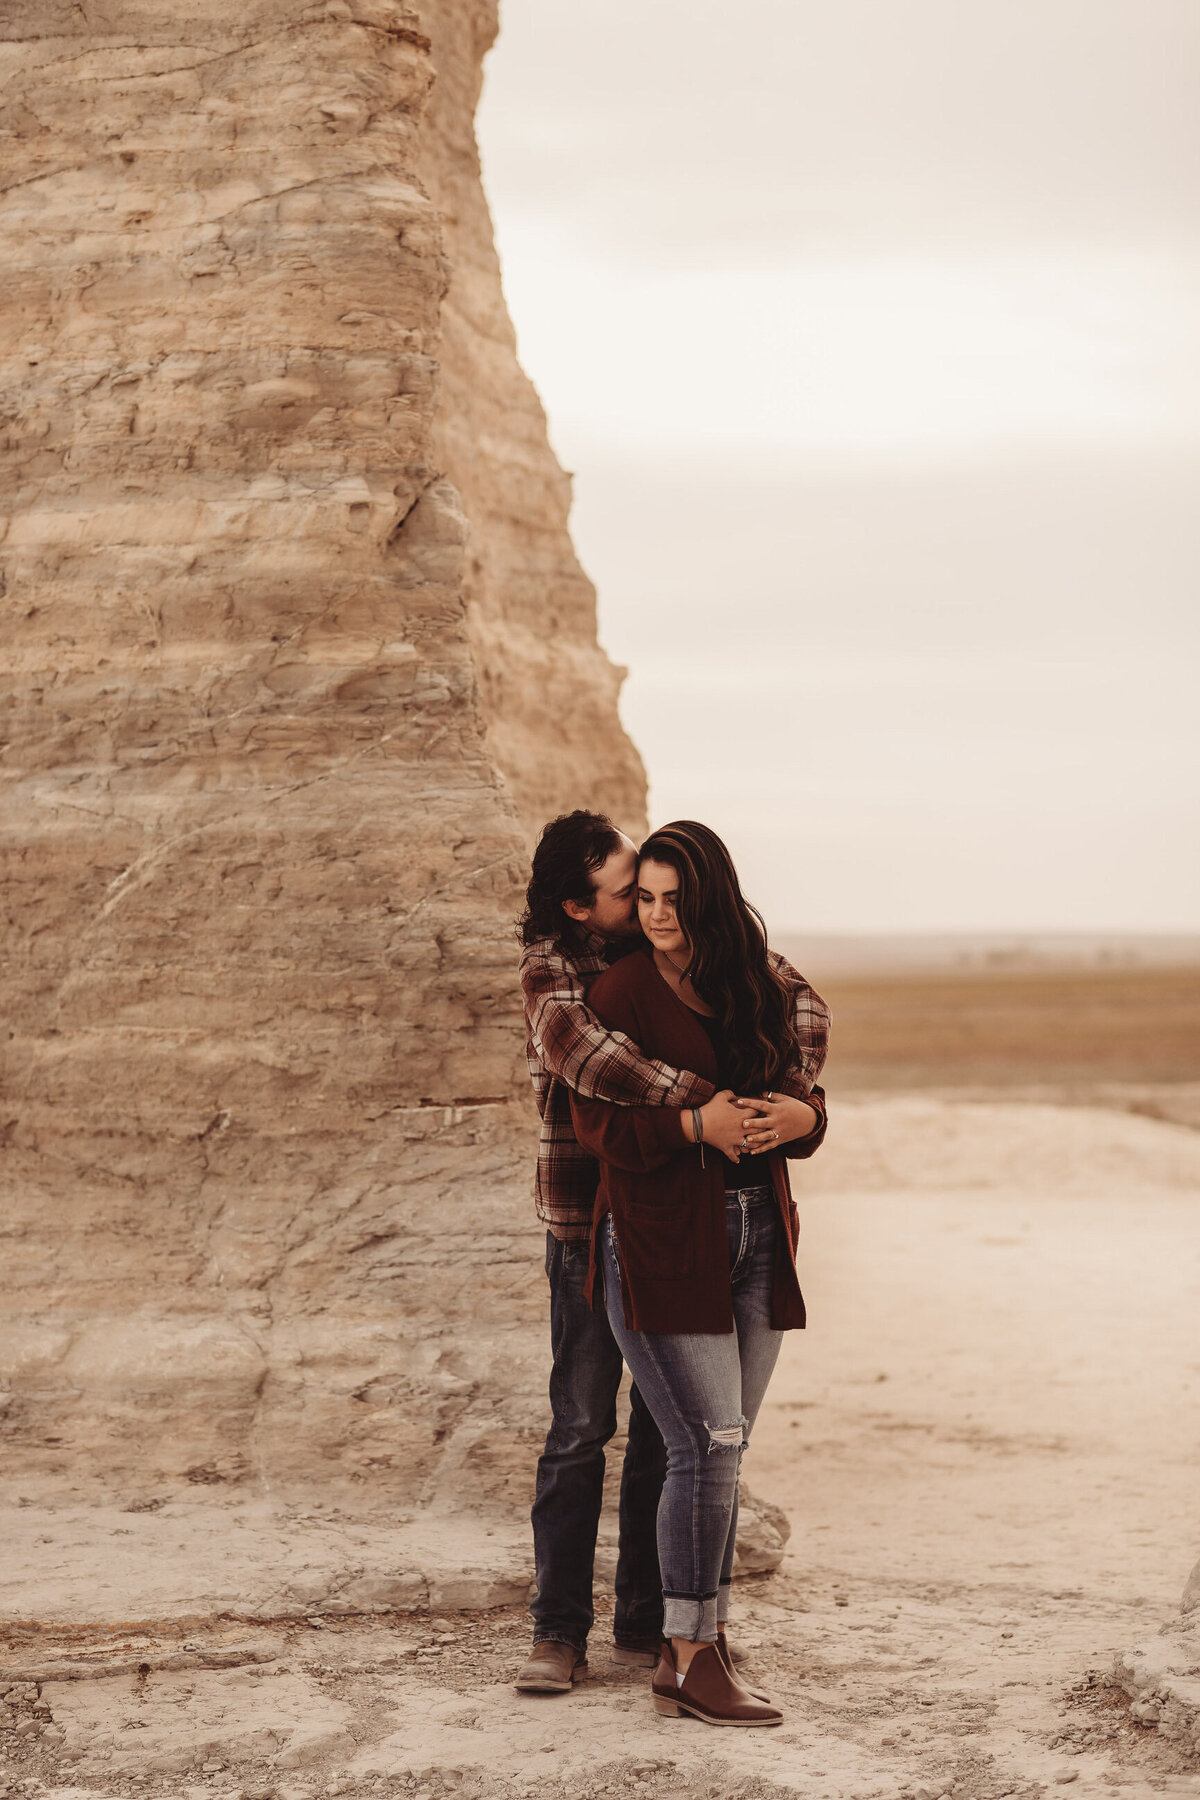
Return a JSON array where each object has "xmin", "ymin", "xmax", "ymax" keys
[{"xmin": 3, "ymin": 1098, "xmax": 1199, "ymax": 1800}]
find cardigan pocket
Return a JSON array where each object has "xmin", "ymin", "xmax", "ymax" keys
[{"xmin": 617, "ymin": 1195, "xmax": 696, "ymax": 1281}]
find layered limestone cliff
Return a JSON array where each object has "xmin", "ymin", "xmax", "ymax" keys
[
  {"xmin": 0, "ymin": 0, "xmax": 645, "ymax": 1580},
  {"xmin": 418, "ymin": 3, "xmax": 647, "ymax": 840}
]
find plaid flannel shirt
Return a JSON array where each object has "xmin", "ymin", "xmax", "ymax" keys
[{"xmin": 520, "ymin": 929, "xmax": 831, "ymax": 1242}]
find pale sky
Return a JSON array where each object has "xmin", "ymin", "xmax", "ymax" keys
[{"xmin": 477, "ymin": 0, "xmax": 1200, "ymax": 932}]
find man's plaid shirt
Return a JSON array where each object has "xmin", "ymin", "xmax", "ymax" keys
[{"xmin": 520, "ymin": 929, "xmax": 831, "ymax": 1242}]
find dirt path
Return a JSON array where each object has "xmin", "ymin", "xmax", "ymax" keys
[{"xmin": 4, "ymin": 1101, "xmax": 1199, "ymax": 1799}]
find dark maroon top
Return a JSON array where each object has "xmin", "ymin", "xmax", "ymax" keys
[
  {"xmin": 569, "ymin": 946, "xmax": 827, "ymax": 1335},
  {"xmin": 694, "ymin": 1011, "xmax": 774, "ymax": 1189}
]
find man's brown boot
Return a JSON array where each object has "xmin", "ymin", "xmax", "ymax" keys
[
  {"xmin": 613, "ymin": 1633, "xmax": 660, "ymax": 1668},
  {"xmin": 515, "ymin": 1641, "xmax": 588, "ymax": 1693}
]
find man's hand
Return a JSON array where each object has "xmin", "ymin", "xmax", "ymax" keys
[
  {"xmin": 734, "ymin": 1092, "xmax": 819, "ymax": 1152},
  {"xmin": 685, "ymin": 1089, "xmax": 750, "ymax": 1164}
]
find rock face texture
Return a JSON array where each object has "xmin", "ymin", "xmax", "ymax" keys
[
  {"xmin": 0, "ymin": 0, "xmax": 644, "ymax": 1561},
  {"xmin": 419, "ymin": 3, "xmax": 647, "ymax": 839},
  {"xmin": 1113, "ymin": 1557, "xmax": 1200, "ymax": 1762}
]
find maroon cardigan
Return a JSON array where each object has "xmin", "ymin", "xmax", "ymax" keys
[{"xmin": 570, "ymin": 946, "xmax": 826, "ymax": 1335}]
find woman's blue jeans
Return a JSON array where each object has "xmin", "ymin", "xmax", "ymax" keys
[{"xmin": 600, "ymin": 1185, "xmax": 784, "ymax": 1644}]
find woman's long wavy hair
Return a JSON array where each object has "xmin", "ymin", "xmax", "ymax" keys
[{"xmin": 639, "ymin": 821, "xmax": 799, "ymax": 1093}]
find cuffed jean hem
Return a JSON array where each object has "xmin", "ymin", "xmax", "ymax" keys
[
  {"xmin": 716, "ymin": 1578, "xmax": 731, "ymax": 1625},
  {"xmin": 529, "ymin": 1630, "xmax": 587, "ymax": 1653},
  {"xmin": 663, "ymin": 1594, "xmax": 720, "ymax": 1642}
]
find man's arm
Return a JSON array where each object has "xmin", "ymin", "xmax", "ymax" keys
[
  {"xmin": 781, "ymin": 1083, "xmax": 828, "ymax": 1160},
  {"xmin": 521, "ymin": 939, "xmax": 715, "ymax": 1109},
  {"xmin": 766, "ymin": 951, "xmax": 831, "ymax": 1099},
  {"xmin": 733, "ymin": 954, "xmax": 830, "ymax": 1154}
]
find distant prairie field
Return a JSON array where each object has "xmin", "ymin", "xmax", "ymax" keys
[{"xmin": 817, "ymin": 964, "xmax": 1200, "ymax": 1093}]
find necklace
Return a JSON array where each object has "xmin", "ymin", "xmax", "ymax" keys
[{"xmin": 656, "ymin": 946, "xmax": 692, "ymax": 983}]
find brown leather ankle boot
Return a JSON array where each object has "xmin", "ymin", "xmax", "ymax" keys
[
  {"xmin": 716, "ymin": 1632, "xmax": 772, "ymax": 1703},
  {"xmin": 651, "ymin": 1638, "xmax": 681, "ymax": 1712},
  {"xmin": 651, "ymin": 1641, "xmax": 782, "ymax": 1726}
]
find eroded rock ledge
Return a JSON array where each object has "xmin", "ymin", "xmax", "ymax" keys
[
  {"xmin": 1113, "ymin": 1559, "xmax": 1200, "ymax": 1763},
  {"xmin": 0, "ymin": 0, "xmax": 644, "ymax": 1572}
]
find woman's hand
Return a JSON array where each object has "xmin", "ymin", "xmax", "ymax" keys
[
  {"xmin": 687, "ymin": 1089, "xmax": 751, "ymax": 1164},
  {"xmin": 734, "ymin": 1092, "xmax": 819, "ymax": 1152}
]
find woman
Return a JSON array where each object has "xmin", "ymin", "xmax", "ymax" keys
[{"xmin": 569, "ymin": 821, "xmax": 827, "ymax": 1728}]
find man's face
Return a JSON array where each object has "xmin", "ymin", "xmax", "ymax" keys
[{"xmin": 571, "ymin": 835, "xmax": 640, "ymax": 939}]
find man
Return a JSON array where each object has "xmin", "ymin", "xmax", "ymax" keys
[{"xmin": 514, "ymin": 811, "xmax": 829, "ymax": 1694}]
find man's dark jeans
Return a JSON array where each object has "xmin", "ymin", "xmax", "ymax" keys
[{"xmin": 530, "ymin": 1231, "xmax": 666, "ymax": 1653}]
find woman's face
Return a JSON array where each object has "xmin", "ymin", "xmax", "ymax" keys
[{"xmin": 638, "ymin": 858, "xmax": 689, "ymax": 960}]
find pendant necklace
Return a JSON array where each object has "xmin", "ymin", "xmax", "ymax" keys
[{"xmin": 657, "ymin": 947, "xmax": 692, "ymax": 984}]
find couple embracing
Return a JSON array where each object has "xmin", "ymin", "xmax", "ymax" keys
[{"xmin": 516, "ymin": 812, "xmax": 829, "ymax": 1727}]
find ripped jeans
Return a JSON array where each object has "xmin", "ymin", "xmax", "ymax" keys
[{"xmin": 600, "ymin": 1186, "xmax": 784, "ymax": 1643}]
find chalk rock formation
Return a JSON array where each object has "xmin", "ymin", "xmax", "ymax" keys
[
  {"xmin": 1113, "ymin": 1558, "xmax": 1200, "ymax": 1761},
  {"xmin": 0, "ymin": 0, "xmax": 644, "ymax": 1564},
  {"xmin": 1184, "ymin": 1557, "xmax": 1200, "ymax": 1617},
  {"xmin": 731, "ymin": 1483, "xmax": 792, "ymax": 1576},
  {"xmin": 420, "ymin": 3, "xmax": 647, "ymax": 839},
  {"xmin": 1113, "ymin": 1623, "xmax": 1200, "ymax": 1760}
]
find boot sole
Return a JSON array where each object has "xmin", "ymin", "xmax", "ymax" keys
[{"xmin": 652, "ymin": 1693, "xmax": 781, "ymax": 1726}]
